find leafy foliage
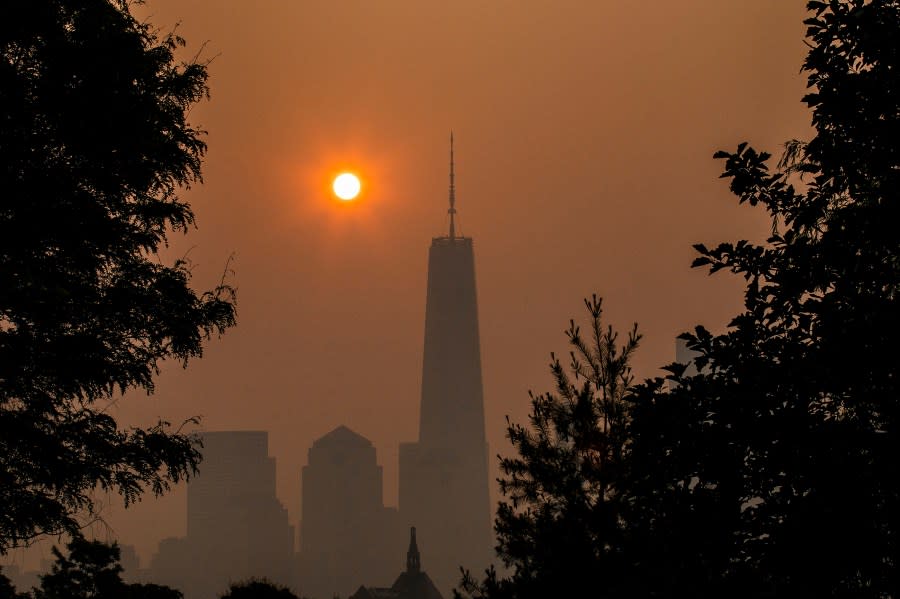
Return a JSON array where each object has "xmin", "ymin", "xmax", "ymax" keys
[
  {"xmin": 0, "ymin": 569, "xmax": 29, "ymax": 599},
  {"xmin": 0, "ymin": 0, "xmax": 236, "ymax": 550},
  {"xmin": 124, "ymin": 584, "xmax": 184, "ymax": 599},
  {"xmin": 35, "ymin": 537, "xmax": 125, "ymax": 599},
  {"xmin": 219, "ymin": 579, "xmax": 301, "ymax": 599},
  {"xmin": 465, "ymin": 1, "xmax": 900, "ymax": 598},
  {"xmin": 626, "ymin": 0, "xmax": 900, "ymax": 596},
  {"xmin": 32, "ymin": 536, "xmax": 182, "ymax": 599},
  {"xmin": 460, "ymin": 296, "xmax": 639, "ymax": 599}
]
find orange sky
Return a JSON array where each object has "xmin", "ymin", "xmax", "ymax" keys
[{"xmin": 5, "ymin": 0, "xmax": 813, "ymax": 570}]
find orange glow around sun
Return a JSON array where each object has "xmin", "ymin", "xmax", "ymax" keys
[{"xmin": 276, "ymin": 130, "xmax": 404, "ymax": 240}]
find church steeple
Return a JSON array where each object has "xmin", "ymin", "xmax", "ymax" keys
[
  {"xmin": 406, "ymin": 526, "xmax": 421, "ymax": 573},
  {"xmin": 448, "ymin": 132, "xmax": 456, "ymax": 239}
]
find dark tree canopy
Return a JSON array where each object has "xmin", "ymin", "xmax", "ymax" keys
[
  {"xmin": 464, "ymin": 1, "xmax": 899, "ymax": 598},
  {"xmin": 459, "ymin": 296, "xmax": 640, "ymax": 599},
  {"xmin": 32, "ymin": 536, "xmax": 183, "ymax": 599},
  {"xmin": 627, "ymin": 0, "xmax": 900, "ymax": 596},
  {"xmin": 0, "ymin": 0, "xmax": 236, "ymax": 550},
  {"xmin": 219, "ymin": 579, "xmax": 301, "ymax": 599},
  {"xmin": 34, "ymin": 537, "xmax": 126, "ymax": 599},
  {"xmin": 0, "ymin": 569, "xmax": 30, "ymax": 599}
]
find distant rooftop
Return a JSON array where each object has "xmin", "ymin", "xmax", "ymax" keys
[
  {"xmin": 198, "ymin": 430, "xmax": 270, "ymax": 457},
  {"xmin": 201, "ymin": 430, "xmax": 267, "ymax": 440},
  {"xmin": 313, "ymin": 425, "xmax": 373, "ymax": 448},
  {"xmin": 349, "ymin": 527, "xmax": 444, "ymax": 599}
]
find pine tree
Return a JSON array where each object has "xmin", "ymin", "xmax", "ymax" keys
[{"xmin": 461, "ymin": 296, "xmax": 639, "ymax": 599}]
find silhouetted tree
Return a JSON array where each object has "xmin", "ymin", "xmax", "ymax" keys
[
  {"xmin": 460, "ymin": 296, "xmax": 640, "ymax": 599},
  {"xmin": 0, "ymin": 569, "xmax": 30, "ymax": 599},
  {"xmin": 124, "ymin": 584, "xmax": 183, "ymax": 599},
  {"xmin": 33, "ymin": 536, "xmax": 182, "ymax": 599},
  {"xmin": 34, "ymin": 537, "xmax": 122, "ymax": 599},
  {"xmin": 464, "ymin": 2, "xmax": 899, "ymax": 598},
  {"xmin": 219, "ymin": 579, "xmax": 300, "ymax": 599},
  {"xmin": 625, "ymin": 1, "xmax": 900, "ymax": 596},
  {"xmin": 0, "ymin": 0, "xmax": 236, "ymax": 551}
]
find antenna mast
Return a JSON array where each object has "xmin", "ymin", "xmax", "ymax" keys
[{"xmin": 448, "ymin": 132, "xmax": 456, "ymax": 239}]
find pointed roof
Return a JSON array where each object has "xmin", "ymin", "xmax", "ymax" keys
[
  {"xmin": 312, "ymin": 425, "xmax": 373, "ymax": 448},
  {"xmin": 391, "ymin": 527, "xmax": 443, "ymax": 599},
  {"xmin": 390, "ymin": 570, "xmax": 443, "ymax": 599},
  {"xmin": 350, "ymin": 587, "xmax": 399, "ymax": 599},
  {"xmin": 350, "ymin": 527, "xmax": 444, "ymax": 599},
  {"xmin": 406, "ymin": 527, "xmax": 421, "ymax": 573}
]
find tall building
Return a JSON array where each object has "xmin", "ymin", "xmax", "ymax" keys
[
  {"xmin": 298, "ymin": 426, "xmax": 403, "ymax": 599},
  {"xmin": 399, "ymin": 135, "xmax": 493, "ymax": 595},
  {"xmin": 151, "ymin": 431, "xmax": 294, "ymax": 599}
]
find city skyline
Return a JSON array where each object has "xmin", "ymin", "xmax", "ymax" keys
[
  {"xmin": 2, "ymin": 1, "xmax": 896, "ymax": 597},
  {"xmin": 1, "ymin": 0, "xmax": 813, "ymax": 574}
]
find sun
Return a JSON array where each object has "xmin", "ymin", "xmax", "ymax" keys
[{"xmin": 333, "ymin": 172, "xmax": 361, "ymax": 201}]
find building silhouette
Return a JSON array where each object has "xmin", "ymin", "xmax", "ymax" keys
[
  {"xmin": 145, "ymin": 140, "xmax": 491, "ymax": 598},
  {"xmin": 150, "ymin": 431, "xmax": 294, "ymax": 599},
  {"xmin": 399, "ymin": 135, "xmax": 493, "ymax": 595},
  {"xmin": 298, "ymin": 426, "xmax": 403, "ymax": 599},
  {"xmin": 349, "ymin": 527, "xmax": 444, "ymax": 599}
]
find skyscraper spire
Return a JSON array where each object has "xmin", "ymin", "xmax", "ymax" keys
[
  {"xmin": 448, "ymin": 131, "xmax": 456, "ymax": 239},
  {"xmin": 406, "ymin": 526, "xmax": 421, "ymax": 573},
  {"xmin": 400, "ymin": 137, "xmax": 490, "ymax": 595}
]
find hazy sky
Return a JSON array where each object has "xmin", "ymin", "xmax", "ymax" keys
[{"xmin": 7, "ymin": 1, "xmax": 813, "ymax": 570}]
